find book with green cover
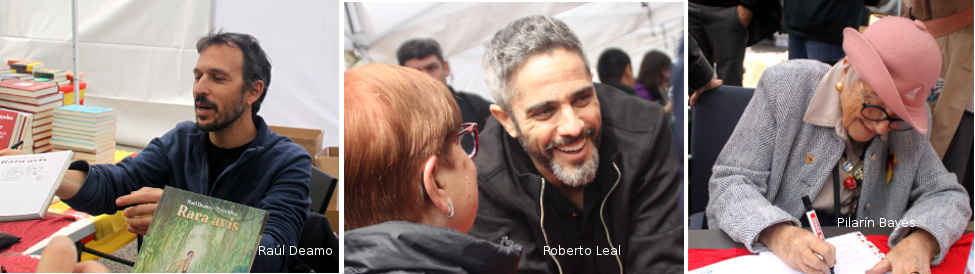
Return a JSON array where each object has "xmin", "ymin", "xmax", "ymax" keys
[{"xmin": 133, "ymin": 186, "xmax": 268, "ymax": 273}]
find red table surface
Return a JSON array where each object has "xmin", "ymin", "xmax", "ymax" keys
[
  {"xmin": 689, "ymin": 233, "xmax": 974, "ymax": 273},
  {"xmin": 0, "ymin": 213, "xmax": 76, "ymax": 254},
  {"xmin": 0, "ymin": 214, "xmax": 77, "ymax": 273},
  {"xmin": 0, "ymin": 255, "xmax": 38, "ymax": 273}
]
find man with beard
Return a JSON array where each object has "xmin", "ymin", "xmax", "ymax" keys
[
  {"xmin": 469, "ymin": 15, "xmax": 683, "ymax": 273},
  {"xmin": 0, "ymin": 32, "xmax": 311, "ymax": 272}
]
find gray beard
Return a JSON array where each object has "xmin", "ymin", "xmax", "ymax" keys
[
  {"xmin": 550, "ymin": 148, "xmax": 599, "ymax": 187},
  {"xmin": 513, "ymin": 120, "xmax": 600, "ymax": 188}
]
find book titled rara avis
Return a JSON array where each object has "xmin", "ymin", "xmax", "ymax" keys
[{"xmin": 133, "ymin": 186, "xmax": 268, "ymax": 273}]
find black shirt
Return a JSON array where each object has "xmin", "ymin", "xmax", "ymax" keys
[
  {"xmin": 541, "ymin": 177, "xmax": 605, "ymax": 274},
  {"xmin": 206, "ymin": 137, "xmax": 250, "ymax": 190}
]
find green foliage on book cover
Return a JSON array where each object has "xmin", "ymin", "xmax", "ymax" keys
[{"xmin": 133, "ymin": 186, "xmax": 268, "ymax": 273}]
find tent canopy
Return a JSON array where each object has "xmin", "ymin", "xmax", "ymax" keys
[
  {"xmin": 345, "ymin": 2, "xmax": 684, "ymax": 101},
  {"xmin": 0, "ymin": 0, "xmax": 339, "ymax": 147}
]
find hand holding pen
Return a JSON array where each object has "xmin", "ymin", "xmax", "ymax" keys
[{"xmin": 757, "ymin": 197, "xmax": 837, "ymax": 273}]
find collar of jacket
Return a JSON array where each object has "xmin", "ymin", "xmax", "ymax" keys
[
  {"xmin": 344, "ymin": 221, "xmax": 523, "ymax": 274},
  {"xmin": 803, "ymin": 61, "xmax": 889, "ymax": 143},
  {"xmin": 188, "ymin": 115, "xmax": 276, "ymax": 194}
]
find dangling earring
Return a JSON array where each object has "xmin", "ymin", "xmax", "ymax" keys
[
  {"xmin": 835, "ymin": 80, "xmax": 844, "ymax": 92},
  {"xmin": 447, "ymin": 201, "xmax": 455, "ymax": 218}
]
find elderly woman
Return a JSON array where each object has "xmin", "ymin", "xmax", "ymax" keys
[
  {"xmin": 343, "ymin": 64, "xmax": 520, "ymax": 273},
  {"xmin": 707, "ymin": 17, "xmax": 971, "ymax": 274}
]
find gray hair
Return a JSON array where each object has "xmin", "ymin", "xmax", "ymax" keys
[{"xmin": 482, "ymin": 15, "xmax": 590, "ymax": 110}]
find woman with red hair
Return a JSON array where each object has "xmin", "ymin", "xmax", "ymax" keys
[{"xmin": 343, "ymin": 64, "xmax": 520, "ymax": 273}]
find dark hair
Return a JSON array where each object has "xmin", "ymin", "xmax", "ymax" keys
[
  {"xmin": 396, "ymin": 38, "xmax": 444, "ymax": 65},
  {"xmin": 596, "ymin": 48, "xmax": 631, "ymax": 83},
  {"xmin": 196, "ymin": 32, "xmax": 271, "ymax": 118},
  {"xmin": 635, "ymin": 50, "xmax": 672, "ymax": 92}
]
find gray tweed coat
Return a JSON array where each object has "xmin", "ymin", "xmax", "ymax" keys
[{"xmin": 706, "ymin": 60, "xmax": 971, "ymax": 264}]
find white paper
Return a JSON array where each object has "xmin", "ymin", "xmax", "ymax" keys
[
  {"xmin": 692, "ymin": 232, "xmax": 887, "ymax": 274},
  {"xmin": 0, "ymin": 150, "xmax": 73, "ymax": 221}
]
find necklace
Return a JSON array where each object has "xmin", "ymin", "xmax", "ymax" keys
[{"xmin": 840, "ymin": 155, "xmax": 864, "ymax": 190}]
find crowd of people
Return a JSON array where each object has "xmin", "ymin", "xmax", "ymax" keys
[
  {"xmin": 344, "ymin": 15, "xmax": 684, "ymax": 273},
  {"xmin": 345, "ymin": 1, "xmax": 973, "ymax": 273}
]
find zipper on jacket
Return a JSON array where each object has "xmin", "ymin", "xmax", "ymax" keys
[
  {"xmin": 538, "ymin": 176, "xmax": 565, "ymax": 274},
  {"xmin": 600, "ymin": 162, "xmax": 624, "ymax": 274}
]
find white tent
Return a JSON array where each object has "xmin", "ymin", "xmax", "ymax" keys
[
  {"xmin": 0, "ymin": 0, "xmax": 340, "ymax": 148},
  {"xmin": 344, "ymin": 2, "xmax": 684, "ymax": 101}
]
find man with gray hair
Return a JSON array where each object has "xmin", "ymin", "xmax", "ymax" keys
[{"xmin": 469, "ymin": 15, "xmax": 683, "ymax": 273}]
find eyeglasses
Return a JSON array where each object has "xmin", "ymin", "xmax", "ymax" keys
[
  {"xmin": 458, "ymin": 122, "xmax": 479, "ymax": 158},
  {"xmin": 861, "ymin": 103, "xmax": 912, "ymax": 131}
]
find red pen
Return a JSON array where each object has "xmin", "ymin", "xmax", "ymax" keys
[{"xmin": 803, "ymin": 195, "xmax": 834, "ymax": 274}]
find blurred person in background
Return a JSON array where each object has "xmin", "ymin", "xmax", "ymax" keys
[
  {"xmin": 398, "ymin": 38, "xmax": 493, "ymax": 132},
  {"xmin": 634, "ymin": 50, "xmax": 673, "ymax": 111}
]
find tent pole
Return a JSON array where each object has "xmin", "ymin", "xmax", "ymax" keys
[{"xmin": 72, "ymin": 0, "xmax": 80, "ymax": 105}]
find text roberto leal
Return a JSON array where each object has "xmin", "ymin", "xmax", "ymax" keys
[
  {"xmin": 257, "ymin": 245, "xmax": 334, "ymax": 256},
  {"xmin": 543, "ymin": 245, "xmax": 622, "ymax": 256}
]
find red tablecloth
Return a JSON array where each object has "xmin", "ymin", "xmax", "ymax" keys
[
  {"xmin": 0, "ymin": 255, "xmax": 38, "ymax": 273},
  {"xmin": 689, "ymin": 233, "xmax": 973, "ymax": 273},
  {"xmin": 0, "ymin": 213, "xmax": 76, "ymax": 254}
]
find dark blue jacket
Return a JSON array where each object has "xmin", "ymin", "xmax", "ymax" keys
[{"xmin": 63, "ymin": 116, "xmax": 312, "ymax": 272}]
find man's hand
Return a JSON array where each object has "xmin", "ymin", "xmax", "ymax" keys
[
  {"xmin": 737, "ymin": 5, "xmax": 753, "ymax": 28},
  {"xmin": 689, "ymin": 78, "xmax": 722, "ymax": 106},
  {"xmin": 759, "ymin": 223, "xmax": 836, "ymax": 273},
  {"xmin": 867, "ymin": 229, "xmax": 938, "ymax": 274},
  {"xmin": 116, "ymin": 187, "xmax": 164, "ymax": 235},
  {"xmin": 0, "ymin": 148, "xmax": 28, "ymax": 157},
  {"xmin": 36, "ymin": 236, "xmax": 109, "ymax": 273}
]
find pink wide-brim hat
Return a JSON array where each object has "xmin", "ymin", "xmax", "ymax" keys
[{"xmin": 842, "ymin": 16, "xmax": 942, "ymax": 135}]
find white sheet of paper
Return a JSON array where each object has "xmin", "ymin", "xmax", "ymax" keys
[{"xmin": 691, "ymin": 232, "xmax": 887, "ymax": 274}]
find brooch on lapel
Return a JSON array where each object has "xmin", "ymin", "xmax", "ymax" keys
[{"xmin": 885, "ymin": 153, "xmax": 896, "ymax": 184}]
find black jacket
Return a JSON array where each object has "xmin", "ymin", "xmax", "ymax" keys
[
  {"xmin": 783, "ymin": 0, "xmax": 869, "ymax": 44},
  {"xmin": 344, "ymin": 221, "xmax": 522, "ymax": 274},
  {"xmin": 691, "ymin": 0, "xmax": 782, "ymax": 46},
  {"xmin": 450, "ymin": 86, "xmax": 492, "ymax": 132},
  {"xmin": 469, "ymin": 83, "xmax": 683, "ymax": 273}
]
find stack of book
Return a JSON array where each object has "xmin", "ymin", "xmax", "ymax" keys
[
  {"xmin": 0, "ymin": 79, "xmax": 63, "ymax": 153},
  {"xmin": 51, "ymin": 104, "xmax": 116, "ymax": 164},
  {"xmin": 1, "ymin": 62, "xmax": 33, "ymax": 81},
  {"xmin": 33, "ymin": 68, "xmax": 69, "ymax": 86}
]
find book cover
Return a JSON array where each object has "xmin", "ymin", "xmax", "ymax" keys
[
  {"xmin": 133, "ymin": 186, "xmax": 268, "ymax": 273},
  {"xmin": 0, "ymin": 79, "xmax": 56, "ymax": 92},
  {"xmin": 0, "ymin": 150, "xmax": 73, "ymax": 221},
  {"xmin": 0, "ymin": 108, "xmax": 19, "ymax": 148}
]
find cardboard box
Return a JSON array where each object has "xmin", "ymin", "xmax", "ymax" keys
[
  {"xmin": 269, "ymin": 125, "xmax": 323, "ymax": 158},
  {"xmin": 315, "ymin": 146, "xmax": 339, "ymax": 176}
]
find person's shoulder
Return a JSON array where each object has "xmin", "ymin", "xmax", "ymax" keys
[
  {"xmin": 473, "ymin": 119, "xmax": 510, "ymax": 180},
  {"xmin": 595, "ymin": 82, "xmax": 666, "ymax": 135},
  {"xmin": 757, "ymin": 59, "xmax": 830, "ymax": 107},
  {"xmin": 762, "ymin": 59, "xmax": 830, "ymax": 83},
  {"xmin": 262, "ymin": 130, "xmax": 312, "ymax": 160},
  {"xmin": 148, "ymin": 121, "xmax": 202, "ymax": 147}
]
